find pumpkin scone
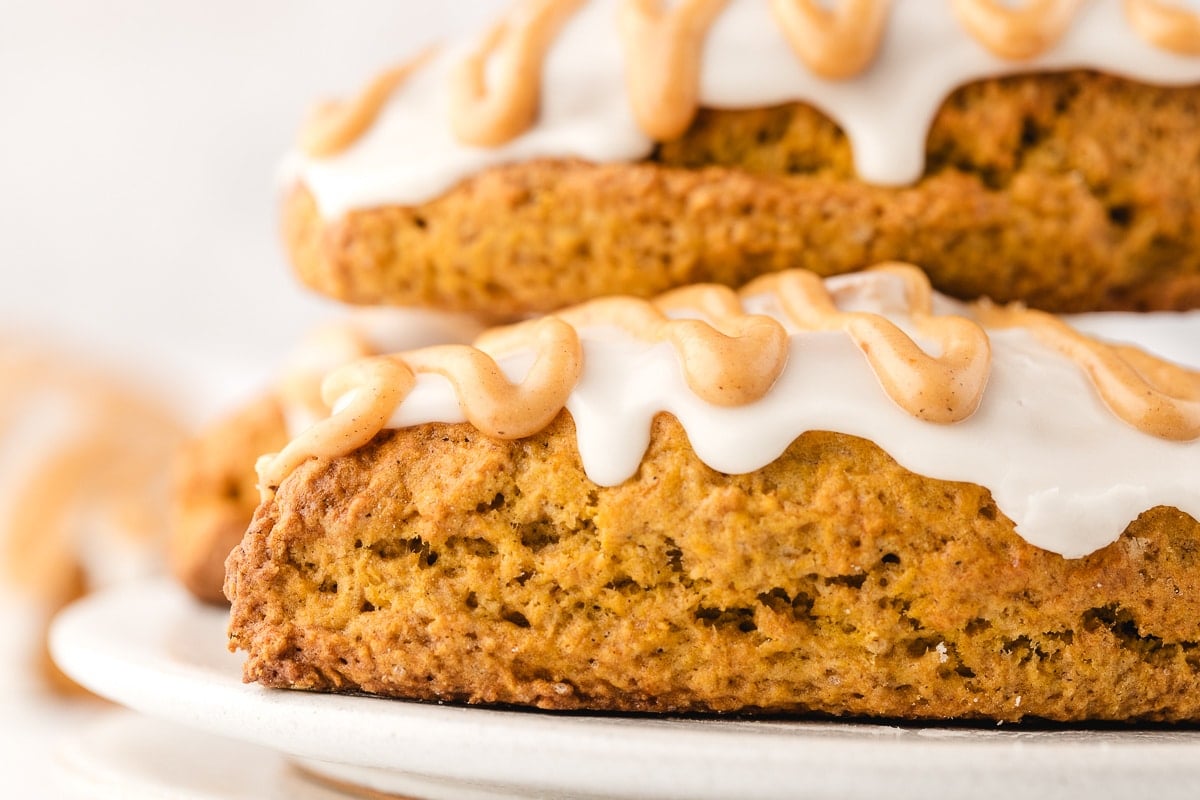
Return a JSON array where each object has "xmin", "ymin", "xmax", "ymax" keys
[
  {"xmin": 284, "ymin": 0, "xmax": 1200, "ymax": 319},
  {"xmin": 226, "ymin": 266, "xmax": 1200, "ymax": 722}
]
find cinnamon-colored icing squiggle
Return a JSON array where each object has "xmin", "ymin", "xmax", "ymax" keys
[
  {"xmin": 275, "ymin": 324, "xmax": 375, "ymax": 430},
  {"xmin": 1124, "ymin": 0, "xmax": 1200, "ymax": 55},
  {"xmin": 770, "ymin": 0, "xmax": 892, "ymax": 79},
  {"xmin": 950, "ymin": 0, "xmax": 1083, "ymax": 60},
  {"xmin": 747, "ymin": 264, "xmax": 990, "ymax": 423},
  {"xmin": 258, "ymin": 263, "xmax": 1196, "ymax": 495},
  {"xmin": 259, "ymin": 318, "xmax": 581, "ymax": 499},
  {"xmin": 978, "ymin": 303, "xmax": 1200, "ymax": 441},
  {"xmin": 480, "ymin": 289, "xmax": 789, "ymax": 407},
  {"xmin": 260, "ymin": 356, "xmax": 414, "ymax": 499},
  {"xmin": 258, "ymin": 266, "xmax": 951, "ymax": 497},
  {"xmin": 300, "ymin": 47, "xmax": 437, "ymax": 158},
  {"xmin": 272, "ymin": 308, "xmax": 487, "ymax": 438},
  {"xmin": 401, "ymin": 317, "xmax": 582, "ymax": 437},
  {"xmin": 618, "ymin": 0, "xmax": 729, "ymax": 141},
  {"xmin": 451, "ymin": 0, "xmax": 586, "ymax": 147}
]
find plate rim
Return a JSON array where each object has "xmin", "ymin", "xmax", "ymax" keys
[{"xmin": 49, "ymin": 579, "xmax": 1200, "ymax": 800}]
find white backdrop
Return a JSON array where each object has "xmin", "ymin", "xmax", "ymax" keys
[
  {"xmin": 0, "ymin": 0, "xmax": 505, "ymax": 416},
  {"xmin": 0, "ymin": 4, "xmax": 505, "ymax": 796}
]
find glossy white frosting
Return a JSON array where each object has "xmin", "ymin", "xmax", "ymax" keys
[
  {"xmin": 347, "ymin": 271, "xmax": 1200, "ymax": 559},
  {"xmin": 291, "ymin": 0, "xmax": 1200, "ymax": 217}
]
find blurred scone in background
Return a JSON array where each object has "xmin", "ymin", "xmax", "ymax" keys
[{"xmin": 0, "ymin": 2, "xmax": 501, "ymax": 794}]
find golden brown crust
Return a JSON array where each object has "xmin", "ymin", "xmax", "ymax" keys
[
  {"xmin": 227, "ymin": 412, "xmax": 1200, "ymax": 722},
  {"xmin": 284, "ymin": 71, "xmax": 1200, "ymax": 319},
  {"xmin": 170, "ymin": 393, "xmax": 289, "ymax": 605}
]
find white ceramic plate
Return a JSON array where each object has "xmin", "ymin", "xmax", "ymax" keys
[
  {"xmin": 54, "ymin": 710, "xmax": 356, "ymax": 800},
  {"xmin": 50, "ymin": 579, "xmax": 1200, "ymax": 800}
]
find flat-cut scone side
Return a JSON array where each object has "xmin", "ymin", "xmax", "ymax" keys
[
  {"xmin": 285, "ymin": 71, "xmax": 1200, "ymax": 319},
  {"xmin": 226, "ymin": 412, "xmax": 1200, "ymax": 722},
  {"xmin": 171, "ymin": 393, "xmax": 289, "ymax": 604}
]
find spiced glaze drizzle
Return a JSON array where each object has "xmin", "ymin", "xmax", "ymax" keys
[
  {"xmin": 299, "ymin": 0, "xmax": 1200, "ymax": 158},
  {"xmin": 257, "ymin": 264, "xmax": 1200, "ymax": 498}
]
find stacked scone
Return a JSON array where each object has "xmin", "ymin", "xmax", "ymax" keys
[{"xmin": 206, "ymin": 0, "xmax": 1200, "ymax": 722}]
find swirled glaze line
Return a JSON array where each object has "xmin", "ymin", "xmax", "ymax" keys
[
  {"xmin": 618, "ymin": 0, "xmax": 729, "ymax": 140},
  {"xmin": 749, "ymin": 264, "xmax": 991, "ymax": 423},
  {"xmin": 480, "ymin": 289, "xmax": 790, "ymax": 407},
  {"xmin": 771, "ymin": 0, "xmax": 892, "ymax": 78},
  {"xmin": 292, "ymin": 0, "xmax": 1200, "ymax": 213},
  {"xmin": 261, "ymin": 265, "xmax": 983, "ymax": 496},
  {"xmin": 950, "ymin": 0, "xmax": 1083, "ymax": 60},
  {"xmin": 451, "ymin": 0, "xmax": 587, "ymax": 146},
  {"xmin": 1124, "ymin": 0, "xmax": 1200, "ymax": 55},
  {"xmin": 300, "ymin": 46, "xmax": 437, "ymax": 158},
  {"xmin": 978, "ymin": 303, "xmax": 1200, "ymax": 441},
  {"xmin": 259, "ymin": 318, "xmax": 581, "ymax": 499},
  {"xmin": 258, "ymin": 263, "xmax": 1193, "ymax": 491},
  {"xmin": 259, "ymin": 356, "xmax": 414, "ymax": 500},
  {"xmin": 399, "ymin": 317, "xmax": 582, "ymax": 437},
  {"xmin": 275, "ymin": 324, "xmax": 375, "ymax": 432}
]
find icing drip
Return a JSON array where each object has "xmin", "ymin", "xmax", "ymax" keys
[
  {"xmin": 399, "ymin": 318, "xmax": 582, "ymax": 437},
  {"xmin": 292, "ymin": 0, "xmax": 1200, "ymax": 213},
  {"xmin": 260, "ymin": 318, "xmax": 581, "ymax": 498},
  {"xmin": 481, "ymin": 287, "xmax": 790, "ymax": 407},
  {"xmin": 260, "ymin": 356, "xmax": 414, "ymax": 499},
  {"xmin": 276, "ymin": 324, "xmax": 375, "ymax": 432},
  {"xmin": 274, "ymin": 308, "xmax": 486, "ymax": 438},
  {"xmin": 256, "ymin": 267, "xmax": 1200, "ymax": 557}
]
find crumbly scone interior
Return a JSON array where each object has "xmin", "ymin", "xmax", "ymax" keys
[
  {"xmin": 227, "ymin": 413, "xmax": 1200, "ymax": 721},
  {"xmin": 226, "ymin": 266, "xmax": 1200, "ymax": 720}
]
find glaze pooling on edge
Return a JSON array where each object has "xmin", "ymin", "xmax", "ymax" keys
[{"xmin": 292, "ymin": 0, "xmax": 1200, "ymax": 216}]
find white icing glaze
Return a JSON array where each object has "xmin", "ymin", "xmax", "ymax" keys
[
  {"xmin": 291, "ymin": 0, "xmax": 1200, "ymax": 217},
  {"xmin": 335, "ymin": 271, "xmax": 1200, "ymax": 559}
]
